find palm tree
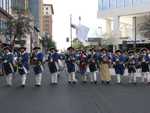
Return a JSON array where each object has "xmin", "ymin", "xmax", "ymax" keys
[{"xmin": 5, "ymin": 9, "xmax": 33, "ymax": 47}]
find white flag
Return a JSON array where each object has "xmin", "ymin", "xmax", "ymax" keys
[{"xmin": 76, "ymin": 24, "xmax": 89, "ymax": 42}]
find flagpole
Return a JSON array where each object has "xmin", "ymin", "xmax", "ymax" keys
[{"xmin": 70, "ymin": 14, "xmax": 73, "ymax": 47}]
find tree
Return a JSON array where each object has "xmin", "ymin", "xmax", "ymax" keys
[
  {"xmin": 139, "ymin": 15, "xmax": 150, "ymax": 39},
  {"xmin": 5, "ymin": 9, "xmax": 33, "ymax": 47},
  {"xmin": 41, "ymin": 34, "xmax": 56, "ymax": 53},
  {"xmin": 72, "ymin": 38, "xmax": 84, "ymax": 49}
]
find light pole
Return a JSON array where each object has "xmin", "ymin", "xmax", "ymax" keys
[
  {"xmin": 133, "ymin": 17, "xmax": 137, "ymax": 49},
  {"xmin": 70, "ymin": 14, "xmax": 73, "ymax": 47}
]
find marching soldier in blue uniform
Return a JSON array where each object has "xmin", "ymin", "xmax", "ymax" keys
[
  {"xmin": 51, "ymin": 48, "xmax": 61, "ymax": 77},
  {"xmin": 31, "ymin": 47, "xmax": 44, "ymax": 87},
  {"xmin": 113, "ymin": 50, "xmax": 125, "ymax": 84},
  {"xmin": 2, "ymin": 46, "xmax": 15, "ymax": 86},
  {"xmin": 17, "ymin": 47, "xmax": 29, "ymax": 87},
  {"xmin": 0, "ymin": 41, "xmax": 3, "ymax": 76},
  {"xmin": 88, "ymin": 49, "xmax": 97, "ymax": 84},
  {"xmin": 127, "ymin": 50, "xmax": 137, "ymax": 84},
  {"xmin": 140, "ymin": 48, "xmax": 150, "ymax": 84},
  {"xmin": 65, "ymin": 47, "xmax": 77, "ymax": 84},
  {"xmin": 47, "ymin": 48, "xmax": 58, "ymax": 84}
]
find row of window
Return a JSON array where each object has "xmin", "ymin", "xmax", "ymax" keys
[
  {"xmin": 99, "ymin": 0, "xmax": 150, "ymax": 10},
  {"xmin": 0, "ymin": 0, "xmax": 11, "ymax": 13},
  {"xmin": 0, "ymin": 20, "xmax": 7, "ymax": 32}
]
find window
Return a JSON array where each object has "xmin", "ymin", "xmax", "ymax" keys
[
  {"xmin": 98, "ymin": 0, "xmax": 103, "ymax": 10},
  {"xmin": 140, "ymin": 0, "xmax": 150, "ymax": 4},
  {"xmin": 102, "ymin": 0, "xmax": 109, "ymax": 10},
  {"xmin": 117, "ymin": 0, "xmax": 124, "ymax": 8},
  {"xmin": 110, "ymin": 0, "xmax": 116, "ymax": 8},
  {"xmin": 46, "ymin": 7, "xmax": 48, "ymax": 10},
  {"xmin": 133, "ymin": 0, "xmax": 142, "ymax": 6},
  {"xmin": 124, "ymin": 0, "xmax": 132, "ymax": 7}
]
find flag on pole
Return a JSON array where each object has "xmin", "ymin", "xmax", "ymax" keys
[
  {"xmin": 76, "ymin": 24, "xmax": 89, "ymax": 42},
  {"xmin": 71, "ymin": 24, "xmax": 89, "ymax": 42}
]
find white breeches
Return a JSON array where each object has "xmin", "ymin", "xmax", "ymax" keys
[
  {"xmin": 6, "ymin": 73, "xmax": 13, "ymax": 85},
  {"xmin": 51, "ymin": 72, "xmax": 58, "ymax": 83},
  {"xmin": 90, "ymin": 72, "xmax": 97, "ymax": 82},
  {"xmin": 117, "ymin": 74, "xmax": 121, "ymax": 83},
  {"xmin": 68, "ymin": 72, "xmax": 76, "ymax": 82},
  {"xmin": 129, "ymin": 73, "xmax": 136, "ymax": 83},
  {"xmin": 21, "ymin": 74, "xmax": 27, "ymax": 85},
  {"xmin": 142, "ymin": 72, "xmax": 150, "ymax": 83},
  {"xmin": 35, "ymin": 73, "xmax": 42, "ymax": 85}
]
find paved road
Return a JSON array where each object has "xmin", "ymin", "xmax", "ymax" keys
[{"xmin": 0, "ymin": 69, "xmax": 150, "ymax": 113}]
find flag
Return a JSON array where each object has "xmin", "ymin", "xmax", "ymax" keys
[{"xmin": 76, "ymin": 24, "xmax": 89, "ymax": 42}]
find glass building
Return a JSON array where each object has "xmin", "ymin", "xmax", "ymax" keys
[
  {"xmin": 11, "ymin": 0, "xmax": 28, "ymax": 11},
  {"xmin": 29, "ymin": 0, "xmax": 42, "ymax": 30},
  {"xmin": 98, "ymin": 0, "xmax": 150, "ymax": 11},
  {"xmin": 0, "ymin": 0, "xmax": 11, "ymax": 13}
]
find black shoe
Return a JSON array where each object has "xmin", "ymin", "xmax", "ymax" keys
[
  {"xmin": 147, "ymin": 82, "xmax": 150, "ymax": 85},
  {"xmin": 101, "ymin": 81, "xmax": 105, "ymax": 84},
  {"xmin": 82, "ymin": 81, "xmax": 87, "ymax": 84},
  {"xmin": 68, "ymin": 81, "xmax": 71, "ymax": 84},
  {"xmin": 54, "ymin": 83, "xmax": 58, "ymax": 85},
  {"xmin": 117, "ymin": 82, "xmax": 121, "ymax": 84},
  {"xmin": 106, "ymin": 81, "xmax": 110, "ymax": 85},
  {"xmin": 6, "ymin": 84, "xmax": 11, "ymax": 87},
  {"xmin": 21, "ymin": 85, "xmax": 25, "ymax": 88},
  {"xmin": 94, "ymin": 81, "xmax": 97, "ymax": 84},
  {"xmin": 133, "ymin": 82, "xmax": 137, "ymax": 85},
  {"xmin": 73, "ymin": 81, "xmax": 76, "ymax": 84},
  {"xmin": 35, "ymin": 84, "xmax": 41, "ymax": 87}
]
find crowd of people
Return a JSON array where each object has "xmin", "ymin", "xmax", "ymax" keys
[{"xmin": 0, "ymin": 42, "xmax": 150, "ymax": 87}]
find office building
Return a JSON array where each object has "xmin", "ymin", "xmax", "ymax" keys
[
  {"xmin": 98, "ymin": 0, "xmax": 150, "ymax": 46},
  {"xmin": 42, "ymin": 4, "xmax": 54, "ymax": 37}
]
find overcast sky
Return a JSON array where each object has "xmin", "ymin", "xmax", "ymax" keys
[{"xmin": 43, "ymin": 0, "xmax": 101, "ymax": 50}]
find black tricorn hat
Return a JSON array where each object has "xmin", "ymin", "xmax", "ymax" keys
[
  {"xmin": 3, "ymin": 46, "xmax": 11, "ymax": 51},
  {"xmin": 19, "ymin": 46, "xmax": 26, "ymax": 50},
  {"xmin": 128, "ymin": 50, "xmax": 134, "ymax": 54},
  {"xmin": 49, "ymin": 47, "xmax": 56, "ymax": 51},
  {"xmin": 115, "ymin": 50, "xmax": 122, "ymax": 53},
  {"xmin": 101, "ymin": 48, "xmax": 107, "ymax": 52},
  {"xmin": 67, "ymin": 47, "xmax": 74, "ymax": 50},
  {"xmin": 33, "ymin": 47, "xmax": 41, "ymax": 50},
  {"xmin": 140, "ymin": 48, "xmax": 148, "ymax": 52}
]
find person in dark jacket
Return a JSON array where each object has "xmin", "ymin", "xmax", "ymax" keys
[
  {"xmin": 31, "ymin": 47, "xmax": 44, "ymax": 87},
  {"xmin": 17, "ymin": 47, "xmax": 29, "ymax": 87},
  {"xmin": 48, "ymin": 48, "xmax": 58, "ymax": 84},
  {"xmin": 2, "ymin": 46, "xmax": 14, "ymax": 86}
]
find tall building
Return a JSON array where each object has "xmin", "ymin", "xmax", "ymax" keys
[
  {"xmin": 42, "ymin": 4, "xmax": 54, "ymax": 37},
  {"xmin": 11, "ymin": 0, "xmax": 29, "ymax": 14},
  {"xmin": 29, "ymin": 0, "xmax": 43, "ymax": 33},
  {"xmin": 98, "ymin": 0, "xmax": 150, "ymax": 47},
  {"xmin": 0, "ymin": 0, "xmax": 11, "ymax": 13}
]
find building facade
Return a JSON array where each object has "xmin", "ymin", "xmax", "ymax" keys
[
  {"xmin": 0, "ymin": 0, "xmax": 11, "ymax": 14},
  {"xmin": 98, "ymin": 0, "xmax": 150, "ymax": 47},
  {"xmin": 29, "ymin": 0, "xmax": 43, "ymax": 33},
  {"xmin": 42, "ymin": 4, "xmax": 54, "ymax": 37},
  {"xmin": 11, "ymin": 0, "xmax": 28, "ymax": 12}
]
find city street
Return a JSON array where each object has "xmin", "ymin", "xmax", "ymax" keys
[{"xmin": 0, "ymin": 68, "xmax": 150, "ymax": 113}]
